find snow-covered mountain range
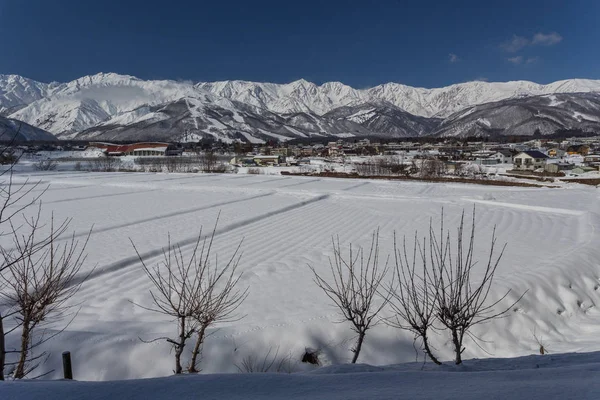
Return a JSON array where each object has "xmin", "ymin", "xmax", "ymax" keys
[
  {"xmin": 197, "ymin": 78, "xmax": 600, "ymax": 118},
  {"xmin": 2, "ymin": 72, "xmax": 600, "ymax": 142}
]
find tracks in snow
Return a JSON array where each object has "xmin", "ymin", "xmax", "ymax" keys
[
  {"xmin": 239, "ymin": 176, "xmax": 292, "ymax": 186},
  {"xmin": 44, "ymin": 189, "xmax": 160, "ymax": 205},
  {"xmin": 278, "ymin": 178, "xmax": 322, "ymax": 188},
  {"xmin": 342, "ymin": 181, "xmax": 370, "ymax": 191},
  {"xmin": 69, "ymin": 191, "xmax": 278, "ymax": 240},
  {"xmin": 78, "ymin": 194, "xmax": 330, "ymax": 285}
]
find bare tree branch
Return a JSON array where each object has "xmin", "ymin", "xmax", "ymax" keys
[
  {"xmin": 430, "ymin": 208, "xmax": 526, "ymax": 364},
  {"xmin": 309, "ymin": 229, "xmax": 390, "ymax": 363},
  {"xmin": 132, "ymin": 214, "xmax": 247, "ymax": 374},
  {"xmin": 386, "ymin": 231, "xmax": 442, "ymax": 365}
]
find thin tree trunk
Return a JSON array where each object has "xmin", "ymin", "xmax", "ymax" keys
[
  {"xmin": 188, "ymin": 325, "xmax": 206, "ymax": 373},
  {"xmin": 0, "ymin": 316, "xmax": 5, "ymax": 381},
  {"xmin": 14, "ymin": 322, "xmax": 31, "ymax": 378},
  {"xmin": 451, "ymin": 328, "xmax": 462, "ymax": 365},
  {"xmin": 174, "ymin": 316, "xmax": 186, "ymax": 374},
  {"xmin": 422, "ymin": 333, "xmax": 442, "ymax": 365},
  {"xmin": 351, "ymin": 331, "xmax": 366, "ymax": 364}
]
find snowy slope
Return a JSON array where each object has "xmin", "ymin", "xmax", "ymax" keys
[
  {"xmin": 197, "ymin": 79, "xmax": 364, "ymax": 116},
  {"xmin": 74, "ymin": 96, "xmax": 371, "ymax": 142},
  {"xmin": 0, "ymin": 74, "xmax": 57, "ymax": 115},
  {"xmin": 434, "ymin": 92, "xmax": 600, "ymax": 137},
  {"xmin": 0, "ymin": 115, "xmax": 57, "ymax": 141},
  {"xmin": 323, "ymin": 100, "xmax": 441, "ymax": 138}
]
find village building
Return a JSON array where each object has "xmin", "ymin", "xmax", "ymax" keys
[
  {"xmin": 547, "ymin": 148, "xmax": 566, "ymax": 158},
  {"xmin": 582, "ymin": 154, "xmax": 600, "ymax": 170},
  {"xmin": 87, "ymin": 142, "xmax": 173, "ymax": 156},
  {"xmin": 486, "ymin": 149, "xmax": 514, "ymax": 164},
  {"xmin": 513, "ymin": 151, "xmax": 549, "ymax": 171},
  {"xmin": 253, "ymin": 155, "xmax": 283, "ymax": 166}
]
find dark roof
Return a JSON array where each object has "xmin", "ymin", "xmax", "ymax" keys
[
  {"xmin": 495, "ymin": 149, "xmax": 513, "ymax": 157},
  {"xmin": 520, "ymin": 150, "xmax": 549, "ymax": 159}
]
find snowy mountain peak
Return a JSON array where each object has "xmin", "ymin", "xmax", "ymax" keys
[
  {"xmin": 72, "ymin": 72, "xmax": 141, "ymax": 86},
  {"xmin": 288, "ymin": 78, "xmax": 313, "ymax": 87},
  {"xmin": 0, "ymin": 74, "xmax": 53, "ymax": 115}
]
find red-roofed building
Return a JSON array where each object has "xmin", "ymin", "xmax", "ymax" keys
[{"xmin": 88, "ymin": 142, "xmax": 170, "ymax": 156}]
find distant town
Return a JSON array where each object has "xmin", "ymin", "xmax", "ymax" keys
[{"xmin": 6, "ymin": 134, "xmax": 599, "ymax": 184}]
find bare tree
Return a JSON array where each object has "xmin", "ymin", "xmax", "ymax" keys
[
  {"xmin": 32, "ymin": 159, "xmax": 58, "ymax": 171},
  {"xmin": 419, "ymin": 158, "xmax": 447, "ymax": 178},
  {"xmin": 199, "ymin": 151, "xmax": 218, "ymax": 173},
  {"xmin": 430, "ymin": 209, "xmax": 524, "ymax": 364},
  {"xmin": 132, "ymin": 235, "xmax": 199, "ymax": 374},
  {"xmin": 0, "ymin": 126, "xmax": 47, "ymax": 380},
  {"xmin": 386, "ymin": 231, "xmax": 442, "ymax": 365},
  {"xmin": 309, "ymin": 230, "xmax": 390, "ymax": 364},
  {"xmin": 132, "ymin": 218, "xmax": 246, "ymax": 374},
  {"xmin": 0, "ymin": 212, "xmax": 91, "ymax": 379},
  {"xmin": 187, "ymin": 232, "xmax": 247, "ymax": 373}
]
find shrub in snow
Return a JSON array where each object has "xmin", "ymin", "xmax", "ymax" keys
[
  {"xmin": 32, "ymin": 158, "xmax": 58, "ymax": 171},
  {"xmin": 236, "ymin": 347, "xmax": 296, "ymax": 373},
  {"xmin": 301, "ymin": 348, "xmax": 321, "ymax": 365},
  {"xmin": 86, "ymin": 157, "xmax": 121, "ymax": 172}
]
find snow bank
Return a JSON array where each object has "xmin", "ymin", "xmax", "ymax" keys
[{"xmin": 1, "ymin": 352, "xmax": 599, "ymax": 399}]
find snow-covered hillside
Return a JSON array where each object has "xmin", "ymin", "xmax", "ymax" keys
[
  {"xmin": 434, "ymin": 92, "xmax": 600, "ymax": 137},
  {"xmin": 75, "ymin": 96, "xmax": 372, "ymax": 143},
  {"xmin": 323, "ymin": 100, "xmax": 441, "ymax": 138},
  {"xmin": 0, "ymin": 115, "xmax": 57, "ymax": 141}
]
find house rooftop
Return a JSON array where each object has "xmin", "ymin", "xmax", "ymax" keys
[
  {"xmin": 519, "ymin": 150, "xmax": 549, "ymax": 159},
  {"xmin": 495, "ymin": 149, "xmax": 513, "ymax": 157}
]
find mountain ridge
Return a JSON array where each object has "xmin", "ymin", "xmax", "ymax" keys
[{"xmin": 2, "ymin": 72, "xmax": 600, "ymax": 142}]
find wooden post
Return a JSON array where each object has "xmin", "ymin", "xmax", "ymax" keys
[{"xmin": 62, "ymin": 351, "xmax": 73, "ymax": 380}]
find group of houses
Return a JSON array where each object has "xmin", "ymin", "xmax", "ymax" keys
[
  {"xmin": 512, "ymin": 143, "xmax": 600, "ymax": 174},
  {"xmin": 225, "ymin": 137, "xmax": 600, "ymax": 173},
  {"xmin": 78, "ymin": 136, "xmax": 600, "ymax": 176}
]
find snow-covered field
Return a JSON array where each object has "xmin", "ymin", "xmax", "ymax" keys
[{"xmin": 1, "ymin": 171, "xmax": 600, "ymax": 392}]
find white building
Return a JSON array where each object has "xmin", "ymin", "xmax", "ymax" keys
[
  {"xmin": 513, "ymin": 151, "xmax": 549, "ymax": 171},
  {"xmin": 491, "ymin": 149, "xmax": 513, "ymax": 164}
]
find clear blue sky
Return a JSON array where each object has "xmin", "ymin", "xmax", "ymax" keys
[{"xmin": 0, "ymin": 0, "xmax": 598, "ymax": 87}]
